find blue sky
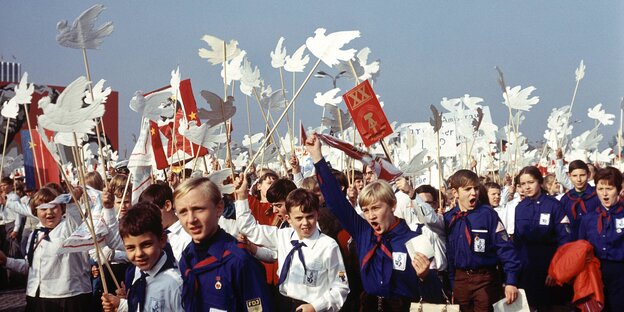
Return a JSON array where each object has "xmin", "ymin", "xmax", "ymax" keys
[{"xmin": 2, "ymin": 1, "xmax": 623, "ymax": 158}]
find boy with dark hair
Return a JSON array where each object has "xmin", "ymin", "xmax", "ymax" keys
[
  {"xmin": 444, "ymin": 169, "xmax": 521, "ymax": 311},
  {"xmin": 139, "ymin": 183, "xmax": 191, "ymax": 263},
  {"xmin": 236, "ymin": 182, "xmax": 349, "ymax": 312},
  {"xmin": 101, "ymin": 202, "xmax": 182, "ymax": 312},
  {"xmin": 266, "ymin": 179, "xmax": 297, "ymax": 229}
]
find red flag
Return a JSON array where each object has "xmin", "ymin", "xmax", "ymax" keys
[
  {"xmin": 342, "ymin": 80, "xmax": 393, "ymax": 147},
  {"xmin": 144, "ymin": 79, "xmax": 207, "ymax": 169},
  {"xmin": 317, "ymin": 133, "xmax": 403, "ymax": 182}
]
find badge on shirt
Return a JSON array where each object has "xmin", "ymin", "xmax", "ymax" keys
[
  {"xmin": 338, "ymin": 271, "xmax": 348, "ymax": 284},
  {"xmin": 616, "ymin": 218, "xmax": 624, "ymax": 230},
  {"xmin": 560, "ymin": 215, "xmax": 570, "ymax": 224},
  {"xmin": 539, "ymin": 213, "xmax": 550, "ymax": 226},
  {"xmin": 148, "ymin": 298, "xmax": 165, "ymax": 312},
  {"xmin": 215, "ymin": 276, "xmax": 222, "ymax": 290},
  {"xmin": 304, "ymin": 270, "xmax": 318, "ymax": 286},
  {"xmin": 392, "ymin": 252, "xmax": 407, "ymax": 271},
  {"xmin": 245, "ymin": 298, "xmax": 262, "ymax": 312},
  {"xmin": 474, "ymin": 235, "xmax": 486, "ymax": 253}
]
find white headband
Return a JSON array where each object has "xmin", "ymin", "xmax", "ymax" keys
[{"xmin": 36, "ymin": 194, "xmax": 73, "ymax": 209}]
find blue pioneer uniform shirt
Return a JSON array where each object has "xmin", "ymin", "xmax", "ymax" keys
[
  {"xmin": 560, "ymin": 185, "xmax": 599, "ymax": 240},
  {"xmin": 444, "ymin": 204, "xmax": 520, "ymax": 286},
  {"xmin": 178, "ymin": 228, "xmax": 272, "ymax": 312},
  {"xmin": 514, "ymin": 192, "xmax": 572, "ymax": 306},
  {"xmin": 315, "ymin": 158, "xmax": 436, "ymax": 301},
  {"xmin": 579, "ymin": 202, "xmax": 624, "ymax": 262}
]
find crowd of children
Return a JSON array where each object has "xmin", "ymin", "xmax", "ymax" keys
[{"xmin": 0, "ymin": 134, "xmax": 623, "ymax": 312}]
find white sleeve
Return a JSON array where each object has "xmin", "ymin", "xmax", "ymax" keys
[
  {"xmin": 218, "ymin": 217, "xmax": 238, "ymax": 237},
  {"xmin": 117, "ymin": 298, "xmax": 128, "ymax": 312},
  {"xmin": 293, "ymin": 172, "xmax": 304, "ymax": 188},
  {"xmin": 412, "ymin": 195, "xmax": 445, "ymax": 237},
  {"xmin": 5, "ymin": 257, "xmax": 29, "ymax": 276},
  {"xmin": 310, "ymin": 243, "xmax": 349, "ymax": 312},
  {"xmin": 234, "ymin": 200, "xmax": 278, "ymax": 249},
  {"xmin": 102, "ymin": 208, "xmax": 124, "ymax": 251},
  {"xmin": 499, "ymin": 186, "xmax": 510, "ymax": 208},
  {"xmin": 253, "ymin": 246, "xmax": 277, "ymax": 263},
  {"xmin": 555, "ymin": 159, "xmax": 574, "ymax": 190}
]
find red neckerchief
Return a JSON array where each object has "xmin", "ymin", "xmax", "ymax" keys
[
  {"xmin": 597, "ymin": 204, "xmax": 623, "ymax": 234},
  {"xmin": 361, "ymin": 218, "xmax": 400, "ymax": 269},
  {"xmin": 566, "ymin": 189, "xmax": 597, "ymax": 220},
  {"xmin": 449, "ymin": 210, "xmax": 472, "ymax": 246}
]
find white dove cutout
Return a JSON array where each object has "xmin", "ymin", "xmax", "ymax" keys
[
  {"xmin": 56, "ymin": 4, "xmax": 114, "ymax": 49},
  {"xmin": 38, "ymin": 76, "xmax": 105, "ymax": 133},
  {"xmin": 461, "ymin": 94, "xmax": 484, "ymax": 110},
  {"xmin": 260, "ymin": 89, "xmax": 288, "ymax": 110},
  {"xmin": 314, "ymin": 88, "xmax": 342, "ymax": 107},
  {"xmin": 340, "ymin": 47, "xmax": 380, "ymax": 81},
  {"xmin": 129, "ymin": 90, "xmax": 175, "ymax": 123},
  {"xmin": 178, "ymin": 119, "xmax": 227, "ymax": 151},
  {"xmin": 284, "ymin": 44, "xmax": 310, "ymax": 73},
  {"xmin": 439, "ymin": 97, "xmax": 461, "ymax": 112},
  {"xmin": 587, "ymin": 103, "xmax": 615, "ymax": 126},
  {"xmin": 170, "ymin": 66, "xmax": 181, "ymax": 97},
  {"xmin": 271, "ymin": 37, "xmax": 287, "ymax": 69},
  {"xmin": 36, "ymin": 126, "xmax": 62, "ymax": 164},
  {"xmin": 240, "ymin": 58, "xmax": 262, "ymax": 96},
  {"xmin": 84, "ymin": 79, "xmax": 111, "ymax": 105},
  {"xmin": 232, "ymin": 152, "xmax": 249, "ymax": 170},
  {"xmin": 399, "ymin": 150, "xmax": 435, "ymax": 176},
  {"xmin": 54, "ymin": 131, "xmax": 88, "ymax": 147},
  {"xmin": 243, "ymin": 133, "xmax": 264, "ymax": 151},
  {"xmin": 305, "ymin": 28, "xmax": 360, "ymax": 67},
  {"xmin": 207, "ymin": 169, "xmax": 235, "ymax": 194},
  {"xmin": 502, "ymin": 85, "xmax": 539, "ymax": 111},
  {"xmin": 221, "ymin": 50, "xmax": 246, "ymax": 85},
  {"xmin": 198, "ymin": 34, "xmax": 242, "ymax": 65},
  {"xmin": 2, "ymin": 72, "xmax": 35, "ymax": 119}
]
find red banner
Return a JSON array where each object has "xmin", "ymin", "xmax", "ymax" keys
[{"xmin": 342, "ymin": 80, "xmax": 392, "ymax": 147}]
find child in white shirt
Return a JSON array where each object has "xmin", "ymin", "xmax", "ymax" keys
[
  {"xmin": 236, "ymin": 181, "xmax": 349, "ymax": 312},
  {"xmin": 0, "ymin": 185, "xmax": 119, "ymax": 312}
]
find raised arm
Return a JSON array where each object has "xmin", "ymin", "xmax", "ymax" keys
[{"xmin": 305, "ymin": 133, "xmax": 368, "ymax": 239}]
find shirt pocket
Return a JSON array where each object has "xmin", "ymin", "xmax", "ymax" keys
[{"xmin": 470, "ymin": 229, "xmax": 489, "ymax": 253}]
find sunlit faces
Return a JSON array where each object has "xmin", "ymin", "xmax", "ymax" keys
[
  {"xmin": 487, "ymin": 188, "xmax": 501, "ymax": 207},
  {"xmin": 288, "ymin": 205, "xmax": 318, "ymax": 239},
  {"xmin": 569, "ymin": 169, "xmax": 589, "ymax": 192},
  {"xmin": 271, "ymin": 201, "xmax": 288, "ymax": 222},
  {"xmin": 36, "ymin": 204, "xmax": 63, "ymax": 229},
  {"xmin": 364, "ymin": 166, "xmax": 377, "ymax": 183},
  {"xmin": 354, "ymin": 178, "xmax": 364, "ymax": 191},
  {"xmin": 0, "ymin": 182, "xmax": 12, "ymax": 194},
  {"xmin": 175, "ymin": 188, "xmax": 224, "ymax": 243},
  {"xmin": 361, "ymin": 200, "xmax": 396, "ymax": 234},
  {"xmin": 545, "ymin": 179, "xmax": 561, "ymax": 196},
  {"xmin": 258, "ymin": 177, "xmax": 276, "ymax": 202},
  {"xmin": 596, "ymin": 180, "xmax": 619, "ymax": 209},
  {"xmin": 519, "ymin": 174, "xmax": 541, "ymax": 199},
  {"xmin": 453, "ymin": 185, "xmax": 479, "ymax": 211},
  {"xmin": 115, "ymin": 195, "xmax": 132, "ymax": 218},
  {"xmin": 123, "ymin": 232, "xmax": 167, "ymax": 271}
]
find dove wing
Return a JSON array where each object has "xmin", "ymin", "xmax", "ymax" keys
[
  {"xmin": 57, "ymin": 77, "xmax": 89, "ymax": 112},
  {"xmin": 325, "ymin": 30, "xmax": 360, "ymax": 51},
  {"xmin": 72, "ymin": 4, "xmax": 104, "ymax": 31},
  {"xmin": 200, "ymin": 90, "xmax": 224, "ymax": 110}
]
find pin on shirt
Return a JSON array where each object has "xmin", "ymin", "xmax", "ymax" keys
[
  {"xmin": 474, "ymin": 234, "xmax": 486, "ymax": 253},
  {"xmin": 539, "ymin": 213, "xmax": 550, "ymax": 226},
  {"xmin": 215, "ymin": 276, "xmax": 222, "ymax": 290}
]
